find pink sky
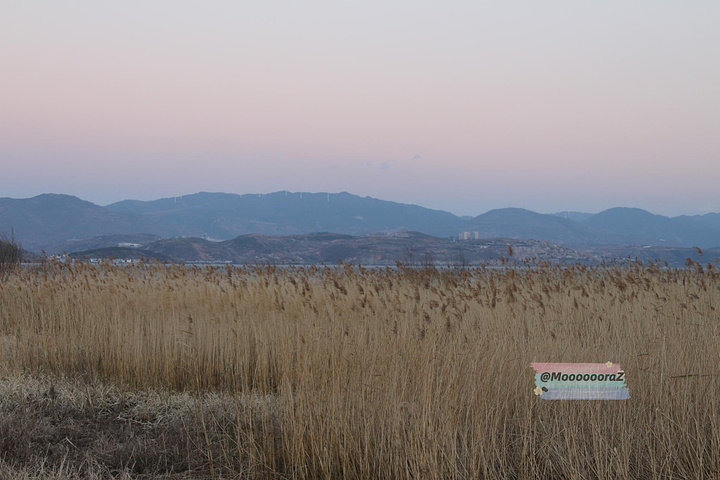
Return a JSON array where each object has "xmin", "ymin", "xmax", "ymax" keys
[{"xmin": 1, "ymin": 2, "xmax": 718, "ymax": 216}]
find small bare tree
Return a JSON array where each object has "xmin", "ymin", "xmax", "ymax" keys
[
  {"xmin": 451, "ymin": 250, "xmax": 469, "ymax": 271},
  {"xmin": 0, "ymin": 231, "xmax": 22, "ymax": 279},
  {"xmin": 404, "ymin": 246, "xmax": 416, "ymax": 266},
  {"xmin": 421, "ymin": 251, "xmax": 436, "ymax": 269}
]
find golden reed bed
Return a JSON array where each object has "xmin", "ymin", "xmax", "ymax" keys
[{"xmin": 1, "ymin": 259, "xmax": 719, "ymax": 478}]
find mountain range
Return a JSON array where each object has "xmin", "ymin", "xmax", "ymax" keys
[{"xmin": 1, "ymin": 192, "xmax": 719, "ymax": 253}]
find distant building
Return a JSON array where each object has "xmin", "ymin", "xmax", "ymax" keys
[{"xmin": 473, "ymin": 231, "xmax": 479, "ymax": 240}]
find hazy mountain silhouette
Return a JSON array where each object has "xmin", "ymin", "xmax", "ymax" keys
[
  {"xmin": 2, "ymin": 192, "xmax": 720, "ymax": 253},
  {"xmin": 464, "ymin": 208, "xmax": 626, "ymax": 245},
  {"xmin": 688, "ymin": 212, "xmax": 720, "ymax": 231},
  {"xmin": 0, "ymin": 194, "xmax": 184, "ymax": 251},
  {"xmin": 585, "ymin": 207, "xmax": 720, "ymax": 248},
  {"xmin": 106, "ymin": 191, "xmax": 463, "ymax": 239}
]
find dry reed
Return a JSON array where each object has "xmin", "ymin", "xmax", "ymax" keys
[{"xmin": 1, "ymin": 259, "xmax": 719, "ymax": 478}]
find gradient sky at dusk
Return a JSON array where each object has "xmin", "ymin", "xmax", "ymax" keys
[{"xmin": 2, "ymin": 2, "xmax": 718, "ymax": 216}]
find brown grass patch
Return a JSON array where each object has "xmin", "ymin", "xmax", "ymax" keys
[{"xmin": 1, "ymin": 260, "xmax": 719, "ymax": 478}]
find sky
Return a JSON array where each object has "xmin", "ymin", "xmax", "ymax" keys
[{"xmin": 1, "ymin": 1, "xmax": 718, "ymax": 216}]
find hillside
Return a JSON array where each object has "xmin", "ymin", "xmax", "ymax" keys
[
  {"xmin": 75, "ymin": 232, "xmax": 594, "ymax": 266},
  {"xmin": 585, "ymin": 207, "xmax": 720, "ymax": 248},
  {"xmin": 2, "ymin": 192, "xmax": 720, "ymax": 253},
  {"xmin": 67, "ymin": 231, "xmax": 718, "ymax": 267},
  {"xmin": 107, "ymin": 191, "xmax": 464, "ymax": 239},
  {"xmin": 465, "ymin": 208, "xmax": 625, "ymax": 245},
  {"xmin": 0, "ymin": 195, "xmax": 183, "ymax": 251}
]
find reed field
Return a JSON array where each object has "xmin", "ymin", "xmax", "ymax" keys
[{"xmin": 1, "ymin": 258, "xmax": 719, "ymax": 479}]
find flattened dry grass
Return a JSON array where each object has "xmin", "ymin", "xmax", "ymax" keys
[{"xmin": 1, "ymin": 260, "xmax": 719, "ymax": 478}]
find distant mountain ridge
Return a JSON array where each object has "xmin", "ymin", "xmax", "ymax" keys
[
  {"xmin": 0, "ymin": 194, "xmax": 186, "ymax": 251},
  {"xmin": 105, "ymin": 191, "xmax": 462, "ymax": 240},
  {"xmin": 466, "ymin": 208, "xmax": 627, "ymax": 245},
  {"xmin": 585, "ymin": 207, "xmax": 720, "ymax": 247},
  {"xmin": 1, "ymin": 192, "xmax": 720, "ymax": 252}
]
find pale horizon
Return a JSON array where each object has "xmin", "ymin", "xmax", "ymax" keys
[{"xmin": 2, "ymin": 2, "xmax": 718, "ymax": 217}]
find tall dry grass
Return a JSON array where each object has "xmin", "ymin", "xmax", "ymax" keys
[{"xmin": 1, "ymin": 259, "xmax": 719, "ymax": 478}]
